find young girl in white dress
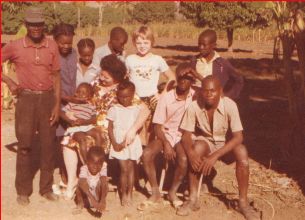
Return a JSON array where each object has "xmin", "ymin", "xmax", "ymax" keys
[{"xmin": 107, "ymin": 80, "xmax": 142, "ymax": 206}]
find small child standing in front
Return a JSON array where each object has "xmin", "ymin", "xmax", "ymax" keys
[
  {"xmin": 107, "ymin": 81, "xmax": 143, "ymax": 206},
  {"xmin": 125, "ymin": 26, "xmax": 175, "ymax": 144},
  {"xmin": 75, "ymin": 146, "xmax": 108, "ymax": 215}
]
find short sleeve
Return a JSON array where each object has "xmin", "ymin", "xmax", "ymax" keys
[
  {"xmin": 158, "ymin": 56, "xmax": 169, "ymax": 73},
  {"xmin": 226, "ymin": 99, "xmax": 243, "ymax": 132},
  {"xmin": 106, "ymin": 106, "xmax": 116, "ymax": 121},
  {"xmin": 152, "ymin": 93, "xmax": 167, "ymax": 124},
  {"xmin": 180, "ymin": 103, "xmax": 196, "ymax": 132},
  {"xmin": 62, "ymin": 103, "xmax": 72, "ymax": 113},
  {"xmin": 79, "ymin": 165, "xmax": 88, "ymax": 179},
  {"xmin": 51, "ymin": 41, "xmax": 60, "ymax": 72},
  {"xmin": 1, "ymin": 42, "xmax": 15, "ymax": 62}
]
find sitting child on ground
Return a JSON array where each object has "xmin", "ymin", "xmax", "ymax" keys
[
  {"xmin": 60, "ymin": 82, "xmax": 102, "ymax": 163},
  {"xmin": 107, "ymin": 80, "xmax": 143, "ymax": 206},
  {"xmin": 75, "ymin": 146, "xmax": 108, "ymax": 215}
]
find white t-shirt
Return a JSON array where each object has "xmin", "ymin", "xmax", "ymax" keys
[
  {"xmin": 76, "ymin": 63, "xmax": 99, "ymax": 87},
  {"xmin": 92, "ymin": 43, "xmax": 126, "ymax": 68},
  {"xmin": 126, "ymin": 53, "xmax": 169, "ymax": 97}
]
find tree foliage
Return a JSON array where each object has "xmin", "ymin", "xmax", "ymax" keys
[
  {"xmin": 131, "ymin": 2, "xmax": 176, "ymax": 24},
  {"xmin": 179, "ymin": 2, "xmax": 271, "ymax": 49}
]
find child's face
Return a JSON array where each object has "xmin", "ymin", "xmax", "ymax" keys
[
  {"xmin": 79, "ymin": 46, "xmax": 94, "ymax": 66},
  {"xmin": 75, "ymin": 85, "xmax": 92, "ymax": 100},
  {"xmin": 110, "ymin": 36, "xmax": 127, "ymax": 55},
  {"xmin": 117, "ymin": 88, "xmax": 134, "ymax": 107},
  {"xmin": 135, "ymin": 37, "xmax": 152, "ymax": 56},
  {"xmin": 99, "ymin": 70, "xmax": 116, "ymax": 87},
  {"xmin": 56, "ymin": 35, "xmax": 73, "ymax": 57},
  {"xmin": 198, "ymin": 35, "xmax": 215, "ymax": 58},
  {"xmin": 87, "ymin": 157, "xmax": 103, "ymax": 176}
]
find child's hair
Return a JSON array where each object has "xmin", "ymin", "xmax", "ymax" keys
[
  {"xmin": 132, "ymin": 25, "xmax": 155, "ymax": 46},
  {"xmin": 199, "ymin": 29, "xmax": 217, "ymax": 43},
  {"xmin": 52, "ymin": 23, "xmax": 75, "ymax": 40},
  {"xmin": 77, "ymin": 38, "xmax": 95, "ymax": 52},
  {"xmin": 110, "ymin": 26, "xmax": 128, "ymax": 40},
  {"xmin": 77, "ymin": 82, "xmax": 94, "ymax": 98},
  {"xmin": 100, "ymin": 54, "xmax": 127, "ymax": 83},
  {"xmin": 87, "ymin": 146, "xmax": 106, "ymax": 163},
  {"xmin": 117, "ymin": 80, "xmax": 135, "ymax": 93}
]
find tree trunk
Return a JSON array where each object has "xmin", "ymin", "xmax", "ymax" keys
[
  {"xmin": 98, "ymin": 5, "xmax": 103, "ymax": 28},
  {"xmin": 77, "ymin": 7, "xmax": 81, "ymax": 28},
  {"xmin": 294, "ymin": 31, "xmax": 305, "ymax": 137},
  {"xmin": 227, "ymin": 28, "xmax": 233, "ymax": 52}
]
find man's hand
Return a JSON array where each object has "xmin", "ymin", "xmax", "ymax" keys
[
  {"xmin": 151, "ymin": 93, "xmax": 160, "ymax": 105},
  {"xmin": 163, "ymin": 141, "xmax": 176, "ymax": 161},
  {"xmin": 72, "ymin": 118, "xmax": 87, "ymax": 126},
  {"xmin": 200, "ymin": 153, "xmax": 218, "ymax": 176},
  {"xmin": 180, "ymin": 67, "xmax": 200, "ymax": 80},
  {"xmin": 50, "ymin": 104, "xmax": 60, "ymax": 126},
  {"xmin": 187, "ymin": 150, "xmax": 202, "ymax": 172}
]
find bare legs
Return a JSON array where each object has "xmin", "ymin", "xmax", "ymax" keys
[
  {"xmin": 142, "ymin": 139, "xmax": 163, "ymax": 202},
  {"xmin": 118, "ymin": 159, "xmax": 136, "ymax": 206}
]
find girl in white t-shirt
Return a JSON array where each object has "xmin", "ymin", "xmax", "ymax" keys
[
  {"xmin": 125, "ymin": 26, "xmax": 175, "ymax": 144},
  {"xmin": 107, "ymin": 80, "xmax": 142, "ymax": 206}
]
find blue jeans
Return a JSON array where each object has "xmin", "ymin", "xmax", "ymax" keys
[{"xmin": 15, "ymin": 90, "xmax": 56, "ymax": 196}]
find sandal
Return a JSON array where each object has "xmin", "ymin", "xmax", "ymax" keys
[
  {"xmin": 137, "ymin": 200, "xmax": 160, "ymax": 211},
  {"xmin": 237, "ymin": 204, "xmax": 261, "ymax": 220}
]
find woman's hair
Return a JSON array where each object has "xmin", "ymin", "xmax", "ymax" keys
[
  {"xmin": 100, "ymin": 54, "xmax": 127, "ymax": 83},
  {"xmin": 52, "ymin": 23, "xmax": 75, "ymax": 40},
  {"xmin": 77, "ymin": 38, "xmax": 95, "ymax": 52},
  {"xmin": 87, "ymin": 146, "xmax": 105, "ymax": 163},
  {"xmin": 77, "ymin": 82, "xmax": 94, "ymax": 97},
  {"xmin": 132, "ymin": 25, "xmax": 155, "ymax": 46},
  {"xmin": 117, "ymin": 80, "xmax": 135, "ymax": 93}
]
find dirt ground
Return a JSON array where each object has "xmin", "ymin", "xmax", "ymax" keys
[{"xmin": 1, "ymin": 36, "xmax": 305, "ymax": 220}]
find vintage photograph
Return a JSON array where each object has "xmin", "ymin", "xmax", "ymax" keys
[{"xmin": 1, "ymin": 1, "xmax": 305, "ymax": 220}]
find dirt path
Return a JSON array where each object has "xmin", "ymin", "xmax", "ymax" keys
[{"xmin": 2, "ymin": 37, "xmax": 305, "ymax": 220}]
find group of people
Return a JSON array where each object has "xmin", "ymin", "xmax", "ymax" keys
[{"xmin": 2, "ymin": 7, "xmax": 260, "ymax": 220}]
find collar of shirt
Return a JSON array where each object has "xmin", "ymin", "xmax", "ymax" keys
[
  {"xmin": 201, "ymin": 96, "xmax": 225, "ymax": 116},
  {"xmin": 77, "ymin": 62, "xmax": 99, "ymax": 72},
  {"xmin": 23, "ymin": 36, "xmax": 49, "ymax": 48},
  {"xmin": 173, "ymin": 88, "xmax": 195, "ymax": 101},
  {"xmin": 197, "ymin": 51, "xmax": 220, "ymax": 64}
]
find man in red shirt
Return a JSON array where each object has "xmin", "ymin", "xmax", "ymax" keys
[{"xmin": 2, "ymin": 8, "xmax": 61, "ymax": 206}]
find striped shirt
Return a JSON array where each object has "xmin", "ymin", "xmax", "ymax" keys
[{"xmin": 62, "ymin": 102, "xmax": 96, "ymax": 120}]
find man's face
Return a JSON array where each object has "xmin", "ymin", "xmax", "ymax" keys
[
  {"xmin": 110, "ymin": 35, "xmax": 127, "ymax": 54},
  {"xmin": 198, "ymin": 35, "xmax": 215, "ymax": 58},
  {"xmin": 177, "ymin": 76, "xmax": 192, "ymax": 93},
  {"xmin": 26, "ymin": 22, "xmax": 45, "ymax": 42},
  {"xmin": 200, "ymin": 80, "xmax": 221, "ymax": 107}
]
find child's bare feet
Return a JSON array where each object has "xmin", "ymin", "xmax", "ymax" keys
[
  {"xmin": 121, "ymin": 194, "xmax": 128, "ymax": 206},
  {"xmin": 167, "ymin": 190, "xmax": 183, "ymax": 208}
]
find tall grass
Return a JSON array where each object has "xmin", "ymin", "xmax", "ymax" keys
[{"xmin": 75, "ymin": 21, "xmax": 278, "ymax": 42}]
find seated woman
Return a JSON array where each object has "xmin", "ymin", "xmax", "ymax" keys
[{"xmin": 63, "ymin": 54, "xmax": 150, "ymax": 200}]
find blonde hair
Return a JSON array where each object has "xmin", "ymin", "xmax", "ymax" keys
[{"xmin": 132, "ymin": 25, "xmax": 155, "ymax": 46}]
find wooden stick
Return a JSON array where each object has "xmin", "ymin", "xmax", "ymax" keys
[{"xmin": 197, "ymin": 173, "xmax": 203, "ymax": 198}]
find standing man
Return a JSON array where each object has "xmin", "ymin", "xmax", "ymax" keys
[
  {"xmin": 92, "ymin": 26, "xmax": 128, "ymax": 67},
  {"xmin": 177, "ymin": 76, "xmax": 259, "ymax": 220},
  {"xmin": 2, "ymin": 8, "xmax": 61, "ymax": 205}
]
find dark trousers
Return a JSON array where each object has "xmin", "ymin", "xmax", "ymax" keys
[{"xmin": 15, "ymin": 90, "xmax": 56, "ymax": 196}]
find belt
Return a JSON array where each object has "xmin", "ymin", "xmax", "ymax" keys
[{"xmin": 22, "ymin": 88, "xmax": 53, "ymax": 95}]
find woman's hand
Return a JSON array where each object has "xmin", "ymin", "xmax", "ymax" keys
[{"xmin": 151, "ymin": 93, "xmax": 160, "ymax": 105}]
